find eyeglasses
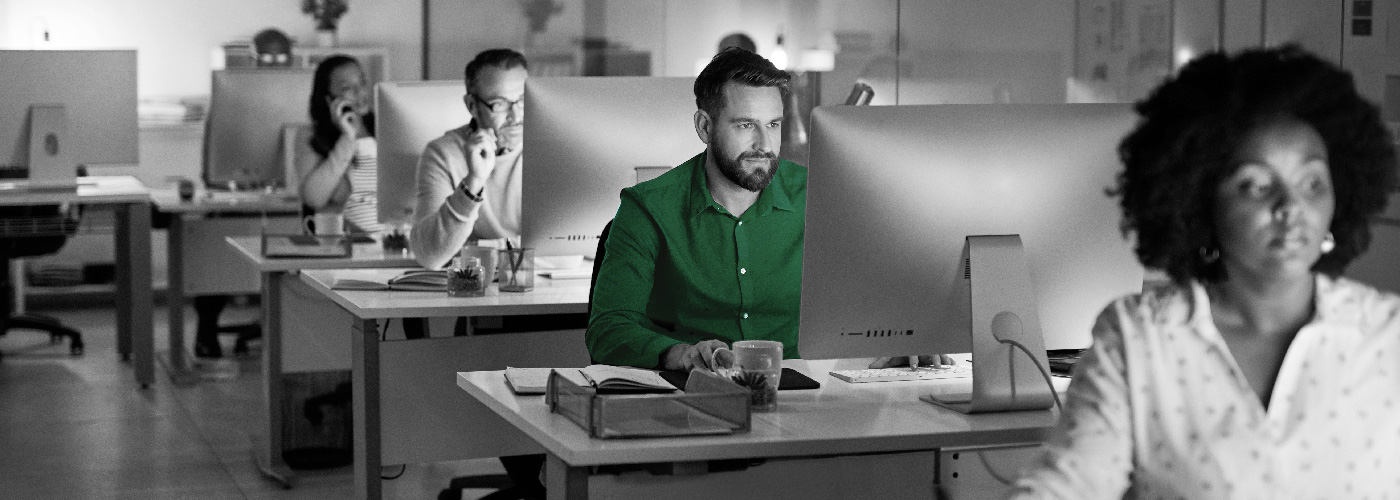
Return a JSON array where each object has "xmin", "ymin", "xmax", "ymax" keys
[{"xmin": 471, "ymin": 94, "xmax": 525, "ymax": 114}]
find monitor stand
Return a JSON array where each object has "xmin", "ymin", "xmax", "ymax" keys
[{"xmin": 924, "ymin": 235, "xmax": 1056, "ymax": 414}]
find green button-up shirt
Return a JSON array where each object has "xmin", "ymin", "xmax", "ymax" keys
[{"xmin": 586, "ymin": 151, "xmax": 807, "ymax": 368}]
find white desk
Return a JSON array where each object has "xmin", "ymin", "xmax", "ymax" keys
[
  {"xmin": 0, "ymin": 176, "xmax": 155, "ymax": 387},
  {"xmin": 299, "ymin": 268, "xmax": 592, "ymax": 500},
  {"xmin": 151, "ymin": 190, "xmax": 301, "ymax": 374},
  {"xmin": 226, "ymin": 236, "xmax": 419, "ymax": 487},
  {"xmin": 458, "ymin": 361, "xmax": 1065, "ymax": 500}
]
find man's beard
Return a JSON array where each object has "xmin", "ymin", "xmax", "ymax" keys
[
  {"xmin": 495, "ymin": 121, "xmax": 523, "ymax": 152},
  {"xmin": 711, "ymin": 134, "xmax": 779, "ymax": 192}
]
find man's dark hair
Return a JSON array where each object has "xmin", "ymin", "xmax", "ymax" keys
[
  {"xmin": 464, "ymin": 48, "xmax": 528, "ymax": 93},
  {"xmin": 1114, "ymin": 44, "xmax": 1397, "ymax": 284},
  {"xmin": 694, "ymin": 47, "xmax": 790, "ymax": 119}
]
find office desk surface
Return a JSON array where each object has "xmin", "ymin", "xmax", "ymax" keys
[
  {"xmin": 0, "ymin": 175, "xmax": 149, "ymax": 205},
  {"xmin": 151, "ymin": 189, "xmax": 301, "ymax": 214},
  {"xmin": 458, "ymin": 360, "xmax": 1062, "ymax": 468},
  {"xmin": 300, "ymin": 268, "xmax": 590, "ymax": 319},
  {"xmin": 225, "ymin": 236, "xmax": 419, "ymax": 271}
]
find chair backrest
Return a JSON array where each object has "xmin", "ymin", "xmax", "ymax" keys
[
  {"xmin": 587, "ymin": 220, "xmax": 613, "ymax": 319},
  {"xmin": 0, "ymin": 205, "xmax": 71, "ymax": 259}
]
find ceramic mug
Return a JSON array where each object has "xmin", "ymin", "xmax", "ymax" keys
[{"xmin": 304, "ymin": 212, "xmax": 344, "ymax": 236}]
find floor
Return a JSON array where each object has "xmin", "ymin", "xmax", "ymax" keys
[{"xmin": 0, "ymin": 301, "xmax": 506, "ymax": 500}]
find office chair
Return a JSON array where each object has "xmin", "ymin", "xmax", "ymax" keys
[
  {"xmin": 436, "ymin": 223, "xmax": 617, "ymax": 500},
  {"xmin": 587, "ymin": 220, "xmax": 612, "ymax": 317},
  {"xmin": 0, "ymin": 204, "xmax": 84, "ymax": 358}
]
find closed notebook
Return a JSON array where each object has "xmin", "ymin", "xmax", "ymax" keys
[
  {"xmin": 503, "ymin": 367, "xmax": 555, "ymax": 395},
  {"xmin": 331, "ymin": 269, "xmax": 448, "ymax": 291}
]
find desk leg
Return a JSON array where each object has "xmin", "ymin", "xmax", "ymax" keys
[
  {"xmin": 115, "ymin": 202, "xmax": 154, "ymax": 388},
  {"xmin": 353, "ymin": 317, "xmax": 382, "ymax": 500},
  {"xmin": 166, "ymin": 215, "xmax": 189, "ymax": 374},
  {"xmin": 546, "ymin": 453, "xmax": 588, "ymax": 500},
  {"xmin": 254, "ymin": 271, "xmax": 295, "ymax": 488}
]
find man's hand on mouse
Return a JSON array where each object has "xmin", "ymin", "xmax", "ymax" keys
[{"xmin": 661, "ymin": 339, "xmax": 731, "ymax": 372}]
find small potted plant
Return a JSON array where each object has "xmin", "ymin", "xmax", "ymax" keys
[{"xmin": 302, "ymin": 0, "xmax": 349, "ymax": 46}]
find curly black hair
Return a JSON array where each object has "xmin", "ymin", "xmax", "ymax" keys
[{"xmin": 1115, "ymin": 44, "xmax": 1397, "ymax": 284}]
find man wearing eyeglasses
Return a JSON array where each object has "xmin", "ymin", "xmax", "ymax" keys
[{"xmin": 410, "ymin": 48, "xmax": 528, "ymax": 268}]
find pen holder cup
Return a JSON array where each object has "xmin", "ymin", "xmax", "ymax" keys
[{"xmin": 498, "ymin": 248, "xmax": 535, "ymax": 292}]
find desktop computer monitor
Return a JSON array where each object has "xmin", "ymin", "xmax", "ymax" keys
[
  {"xmin": 204, "ymin": 68, "xmax": 315, "ymax": 188},
  {"xmin": 521, "ymin": 77, "xmax": 697, "ymax": 258},
  {"xmin": 0, "ymin": 50, "xmax": 138, "ymax": 178},
  {"xmin": 800, "ymin": 104, "xmax": 1144, "ymax": 411},
  {"xmin": 375, "ymin": 80, "xmax": 473, "ymax": 226}
]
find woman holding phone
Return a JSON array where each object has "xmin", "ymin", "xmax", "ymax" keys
[{"xmin": 297, "ymin": 54, "xmax": 381, "ymax": 234}]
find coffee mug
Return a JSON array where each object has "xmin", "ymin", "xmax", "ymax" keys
[{"xmin": 304, "ymin": 212, "xmax": 345, "ymax": 235}]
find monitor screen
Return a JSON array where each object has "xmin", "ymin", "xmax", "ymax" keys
[
  {"xmin": 799, "ymin": 104, "xmax": 1144, "ymax": 359},
  {"xmin": 521, "ymin": 76, "xmax": 698, "ymax": 258},
  {"xmin": 375, "ymin": 80, "xmax": 473, "ymax": 226},
  {"xmin": 0, "ymin": 50, "xmax": 137, "ymax": 175},
  {"xmin": 204, "ymin": 68, "xmax": 315, "ymax": 188}
]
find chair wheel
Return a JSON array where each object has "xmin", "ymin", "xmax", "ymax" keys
[{"xmin": 70, "ymin": 343, "xmax": 84, "ymax": 356}]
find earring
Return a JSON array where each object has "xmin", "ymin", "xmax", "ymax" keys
[
  {"xmin": 1199, "ymin": 246, "xmax": 1220, "ymax": 264},
  {"xmin": 1321, "ymin": 232, "xmax": 1336, "ymax": 254}
]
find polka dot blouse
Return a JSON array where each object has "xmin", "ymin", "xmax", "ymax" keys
[{"xmin": 1009, "ymin": 275, "xmax": 1400, "ymax": 500}]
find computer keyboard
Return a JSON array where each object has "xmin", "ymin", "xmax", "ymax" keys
[{"xmin": 831, "ymin": 364, "xmax": 972, "ymax": 384}]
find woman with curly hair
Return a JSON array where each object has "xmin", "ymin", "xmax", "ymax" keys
[{"xmin": 1008, "ymin": 45, "xmax": 1400, "ymax": 499}]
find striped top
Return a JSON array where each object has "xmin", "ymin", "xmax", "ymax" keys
[{"xmin": 343, "ymin": 137, "xmax": 382, "ymax": 234}]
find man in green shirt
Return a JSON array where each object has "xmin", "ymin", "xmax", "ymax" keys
[{"xmin": 587, "ymin": 47, "xmax": 805, "ymax": 370}]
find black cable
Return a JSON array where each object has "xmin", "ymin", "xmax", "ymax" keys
[
  {"xmin": 380, "ymin": 317, "xmax": 394, "ymax": 341},
  {"xmin": 380, "ymin": 463, "xmax": 407, "ymax": 480},
  {"xmin": 977, "ymin": 448, "xmax": 1016, "ymax": 486},
  {"xmin": 998, "ymin": 338, "xmax": 1063, "ymax": 411}
]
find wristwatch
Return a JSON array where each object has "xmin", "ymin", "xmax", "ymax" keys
[{"xmin": 460, "ymin": 181, "xmax": 485, "ymax": 202}]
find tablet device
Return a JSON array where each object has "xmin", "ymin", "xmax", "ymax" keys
[{"xmin": 660, "ymin": 367, "xmax": 821, "ymax": 391}]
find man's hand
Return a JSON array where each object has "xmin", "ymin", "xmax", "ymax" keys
[
  {"xmin": 869, "ymin": 354, "xmax": 956, "ymax": 369},
  {"xmin": 661, "ymin": 339, "xmax": 731, "ymax": 372},
  {"xmin": 463, "ymin": 127, "xmax": 499, "ymax": 190}
]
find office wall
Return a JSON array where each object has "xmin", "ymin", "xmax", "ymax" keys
[{"xmin": 0, "ymin": 0, "xmax": 421, "ymax": 98}]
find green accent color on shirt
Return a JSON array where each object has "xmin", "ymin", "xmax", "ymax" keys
[{"xmin": 586, "ymin": 151, "xmax": 807, "ymax": 368}]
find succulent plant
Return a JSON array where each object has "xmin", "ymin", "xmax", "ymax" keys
[{"xmin": 731, "ymin": 371, "xmax": 774, "ymax": 406}]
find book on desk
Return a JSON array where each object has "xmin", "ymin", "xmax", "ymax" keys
[
  {"xmin": 330, "ymin": 269, "xmax": 448, "ymax": 291},
  {"xmin": 505, "ymin": 365, "xmax": 678, "ymax": 395}
]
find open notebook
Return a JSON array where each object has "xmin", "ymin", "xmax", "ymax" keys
[
  {"xmin": 504, "ymin": 365, "xmax": 678, "ymax": 395},
  {"xmin": 330, "ymin": 269, "xmax": 447, "ymax": 291}
]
